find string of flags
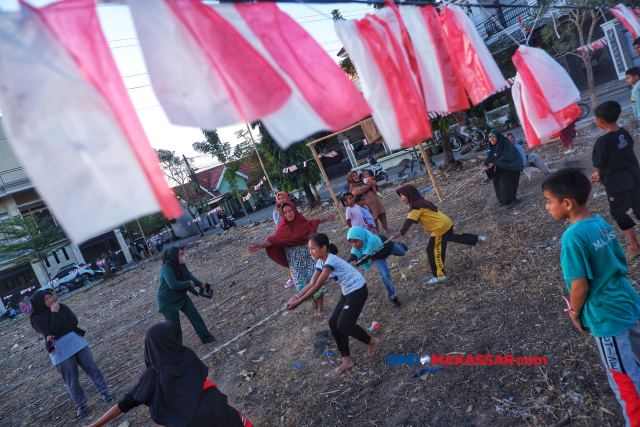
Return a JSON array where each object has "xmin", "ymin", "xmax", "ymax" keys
[
  {"xmin": 574, "ymin": 37, "xmax": 608, "ymax": 52},
  {"xmin": 254, "ymin": 176, "xmax": 267, "ymax": 191}
]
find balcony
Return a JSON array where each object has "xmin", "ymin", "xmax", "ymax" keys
[
  {"xmin": 0, "ymin": 167, "xmax": 29, "ymax": 190},
  {"xmin": 477, "ymin": 0, "xmax": 532, "ymax": 39}
]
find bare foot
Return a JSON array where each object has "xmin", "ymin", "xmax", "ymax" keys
[
  {"xmin": 331, "ymin": 359, "xmax": 354, "ymax": 377},
  {"xmin": 317, "ymin": 310, "xmax": 330, "ymax": 318},
  {"xmin": 626, "ymin": 247, "xmax": 640, "ymax": 260},
  {"xmin": 364, "ymin": 337, "xmax": 379, "ymax": 358}
]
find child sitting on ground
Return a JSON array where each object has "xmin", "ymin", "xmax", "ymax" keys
[
  {"xmin": 589, "ymin": 101, "xmax": 640, "ymax": 259},
  {"xmin": 342, "ymin": 192, "xmax": 366, "ymax": 229},
  {"xmin": 286, "ymin": 233, "xmax": 378, "ymax": 377},
  {"xmin": 392, "ymin": 184, "xmax": 484, "ymax": 284},
  {"xmin": 355, "ymin": 194, "xmax": 377, "ymax": 234},
  {"xmin": 360, "ymin": 170, "xmax": 381, "ymax": 196},
  {"xmin": 542, "ymin": 168, "xmax": 640, "ymax": 424}
]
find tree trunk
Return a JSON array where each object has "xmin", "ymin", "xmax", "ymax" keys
[
  {"xmin": 303, "ymin": 185, "xmax": 317, "ymax": 208},
  {"xmin": 413, "ymin": 147, "xmax": 424, "ymax": 171},
  {"xmin": 186, "ymin": 208, "xmax": 204, "ymax": 237},
  {"xmin": 312, "ymin": 184, "xmax": 321, "ymax": 202},
  {"xmin": 230, "ymin": 178, "xmax": 252, "ymax": 224},
  {"xmin": 583, "ymin": 52, "xmax": 597, "ymax": 110},
  {"xmin": 441, "ymin": 133, "xmax": 457, "ymax": 169}
]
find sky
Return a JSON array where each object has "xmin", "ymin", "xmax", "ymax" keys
[{"xmin": 95, "ymin": 1, "xmax": 374, "ymax": 172}]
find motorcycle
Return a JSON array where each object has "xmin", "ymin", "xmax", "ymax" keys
[
  {"xmin": 367, "ymin": 155, "xmax": 388, "ymax": 182},
  {"xmin": 64, "ymin": 275, "xmax": 91, "ymax": 292},
  {"xmin": 108, "ymin": 261, "xmax": 121, "ymax": 274},
  {"xmin": 222, "ymin": 215, "xmax": 237, "ymax": 230}
]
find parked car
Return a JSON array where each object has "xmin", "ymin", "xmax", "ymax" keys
[{"xmin": 40, "ymin": 263, "xmax": 104, "ymax": 293}]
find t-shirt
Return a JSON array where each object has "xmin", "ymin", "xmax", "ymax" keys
[
  {"xmin": 405, "ymin": 208, "xmax": 453, "ymax": 237},
  {"xmin": 513, "ymin": 143, "xmax": 526, "ymax": 167},
  {"xmin": 361, "ymin": 206, "xmax": 376, "ymax": 227},
  {"xmin": 272, "ymin": 209, "xmax": 283, "ymax": 227},
  {"xmin": 632, "ymin": 81, "xmax": 640, "ymax": 119},
  {"xmin": 346, "ymin": 205, "xmax": 366, "ymax": 228},
  {"xmin": 315, "ymin": 253, "xmax": 365, "ymax": 295},
  {"xmin": 560, "ymin": 215, "xmax": 640, "ymax": 337},
  {"xmin": 592, "ymin": 127, "xmax": 640, "ymax": 194}
]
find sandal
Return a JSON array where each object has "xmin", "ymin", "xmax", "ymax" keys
[{"xmin": 317, "ymin": 311, "xmax": 330, "ymax": 318}]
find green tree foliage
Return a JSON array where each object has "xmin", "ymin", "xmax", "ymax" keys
[
  {"xmin": 156, "ymin": 149, "xmax": 209, "ymax": 236},
  {"xmin": 121, "ymin": 213, "xmax": 170, "ymax": 243},
  {"xmin": 255, "ymin": 122, "xmax": 321, "ymax": 207},
  {"xmin": 193, "ymin": 129, "xmax": 252, "ymax": 224},
  {"xmin": 0, "ymin": 213, "xmax": 67, "ymax": 281},
  {"xmin": 429, "ymin": 115, "xmax": 456, "ymax": 169}
]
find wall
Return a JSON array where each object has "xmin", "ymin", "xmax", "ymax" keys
[
  {"xmin": 218, "ymin": 173, "xmax": 255, "ymax": 211},
  {"xmin": 0, "ymin": 119, "xmax": 21, "ymax": 173}
]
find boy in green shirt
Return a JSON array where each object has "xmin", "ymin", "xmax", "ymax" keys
[
  {"xmin": 543, "ymin": 168, "xmax": 640, "ymax": 426},
  {"xmin": 625, "ymin": 67, "xmax": 640, "ymax": 119}
]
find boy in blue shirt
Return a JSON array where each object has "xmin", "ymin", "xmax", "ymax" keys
[{"xmin": 543, "ymin": 168, "xmax": 640, "ymax": 426}]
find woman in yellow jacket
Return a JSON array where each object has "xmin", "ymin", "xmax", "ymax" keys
[{"xmin": 393, "ymin": 185, "xmax": 485, "ymax": 284}]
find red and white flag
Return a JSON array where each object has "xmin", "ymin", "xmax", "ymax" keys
[
  {"xmin": 440, "ymin": 4, "xmax": 506, "ymax": 105},
  {"xmin": 129, "ymin": 0, "xmax": 370, "ymax": 148},
  {"xmin": 0, "ymin": 0, "xmax": 181, "ymax": 242},
  {"xmin": 399, "ymin": 5, "xmax": 469, "ymax": 113},
  {"xmin": 612, "ymin": 4, "xmax": 640, "ymax": 39},
  {"xmin": 511, "ymin": 46, "xmax": 581, "ymax": 147},
  {"xmin": 335, "ymin": 6, "xmax": 432, "ymax": 150}
]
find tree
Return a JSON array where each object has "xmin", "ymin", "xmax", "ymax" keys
[
  {"xmin": 0, "ymin": 213, "xmax": 67, "ymax": 282},
  {"xmin": 193, "ymin": 130, "xmax": 253, "ymax": 224},
  {"xmin": 540, "ymin": 0, "xmax": 619, "ymax": 110},
  {"xmin": 121, "ymin": 213, "xmax": 170, "ymax": 243},
  {"xmin": 430, "ymin": 115, "xmax": 457, "ymax": 170},
  {"xmin": 332, "ymin": 9, "xmax": 357, "ymax": 78},
  {"xmin": 254, "ymin": 122, "xmax": 321, "ymax": 207},
  {"xmin": 156, "ymin": 149, "xmax": 209, "ymax": 237}
]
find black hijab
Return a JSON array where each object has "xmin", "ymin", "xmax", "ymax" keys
[
  {"xmin": 484, "ymin": 129, "xmax": 524, "ymax": 172},
  {"xmin": 396, "ymin": 184, "xmax": 438, "ymax": 212},
  {"xmin": 128, "ymin": 321, "xmax": 208, "ymax": 427},
  {"xmin": 163, "ymin": 246, "xmax": 189, "ymax": 281},
  {"xmin": 30, "ymin": 289, "xmax": 85, "ymax": 352}
]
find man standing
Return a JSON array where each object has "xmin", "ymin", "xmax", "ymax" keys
[
  {"xmin": 625, "ymin": 67, "xmax": 640, "ymax": 120},
  {"xmin": 108, "ymin": 250, "xmax": 118, "ymax": 269}
]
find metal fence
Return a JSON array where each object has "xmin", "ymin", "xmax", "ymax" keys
[{"xmin": 0, "ymin": 167, "xmax": 29, "ymax": 190}]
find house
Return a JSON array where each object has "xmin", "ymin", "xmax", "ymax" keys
[
  {"xmin": 0, "ymin": 118, "xmax": 131, "ymax": 311},
  {"xmin": 193, "ymin": 161, "xmax": 258, "ymax": 215},
  {"xmin": 463, "ymin": 0, "xmax": 632, "ymax": 91}
]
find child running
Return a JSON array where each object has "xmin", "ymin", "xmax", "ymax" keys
[
  {"xmin": 589, "ymin": 101, "xmax": 640, "ymax": 259},
  {"xmin": 355, "ymin": 194, "xmax": 377, "ymax": 234},
  {"xmin": 347, "ymin": 226, "xmax": 406, "ymax": 308},
  {"xmin": 392, "ymin": 184, "xmax": 484, "ymax": 284},
  {"xmin": 342, "ymin": 192, "xmax": 366, "ymax": 229},
  {"xmin": 543, "ymin": 168, "xmax": 640, "ymax": 425},
  {"xmin": 285, "ymin": 233, "xmax": 378, "ymax": 376}
]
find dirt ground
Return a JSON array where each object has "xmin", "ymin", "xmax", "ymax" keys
[{"xmin": 2, "ymin": 120, "xmax": 640, "ymax": 427}]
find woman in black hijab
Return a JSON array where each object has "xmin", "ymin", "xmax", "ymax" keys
[
  {"xmin": 83, "ymin": 322, "xmax": 251, "ymax": 427},
  {"xmin": 156, "ymin": 246, "xmax": 215, "ymax": 345},
  {"xmin": 483, "ymin": 129, "xmax": 524, "ymax": 209},
  {"xmin": 30, "ymin": 289, "xmax": 113, "ymax": 419}
]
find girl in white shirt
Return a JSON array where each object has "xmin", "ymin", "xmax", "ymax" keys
[{"xmin": 285, "ymin": 233, "xmax": 379, "ymax": 377}]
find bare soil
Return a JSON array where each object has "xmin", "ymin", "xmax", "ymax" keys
[{"xmin": 1, "ymin": 120, "xmax": 639, "ymax": 427}]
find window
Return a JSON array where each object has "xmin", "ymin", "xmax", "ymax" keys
[
  {"xmin": 0, "ymin": 213, "xmax": 11, "ymax": 243},
  {"xmin": 6, "ymin": 279, "xmax": 14, "ymax": 290},
  {"xmin": 53, "ymin": 252, "xmax": 60, "ymax": 264},
  {"xmin": 62, "ymin": 247, "xmax": 69, "ymax": 260},
  {"xmin": 44, "ymin": 258, "xmax": 50, "ymax": 268},
  {"xmin": 17, "ymin": 276, "xmax": 25, "ymax": 286}
]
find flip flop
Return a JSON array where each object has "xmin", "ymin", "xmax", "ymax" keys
[
  {"xmin": 317, "ymin": 311, "xmax": 330, "ymax": 318},
  {"xmin": 312, "ymin": 338, "xmax": 327, "ymax": 357}
]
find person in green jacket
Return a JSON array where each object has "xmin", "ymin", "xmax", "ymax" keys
[
  {"xmin": 483, "ymin": 129, "xmax": 524, "ymax": 210},
  {"xmin": 157, "ymin": 246, "xmax": 216, "ymax": 345}
]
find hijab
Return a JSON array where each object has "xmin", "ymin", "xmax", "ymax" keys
[
  {"xmin": 163, "ymin": 246, "xmax": 189, "ymax": 281},
  {"xmin": 484, "ymin": 129, "xmax": 524, "ymax": 172},
  {"xmin": 396, "ymin": 184, "xmax": 438, "ymax": 212},
  {"xmin": 347, "ymin": 226, "xmax": 383, "ymax": 271},
  {"xmin": 128, "ymin": 321, "xmax": 208, "ymax": 427},
  {"xmin": 30, "ymin": 289, "xmax": 84, "ymax": 352},
  {"xmin": 266, "ymin": 201, "xmax": 320, "ymax": 267},
  {"xmin": 347, "ymin": 171, "xmax": 365, "ymax": 192},
  {"xmin": 275, "ymin": 192, "xmax": 290, "ymax": 216}
]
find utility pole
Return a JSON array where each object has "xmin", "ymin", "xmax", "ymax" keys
[
  {"xmin": 182, "ymin": 154, "xmax": 201, "ymax": 195},
  {"xmin": 246, "ymin": 124, "xmax": 276, "ymax": 195}
]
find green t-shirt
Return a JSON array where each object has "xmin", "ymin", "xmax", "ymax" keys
[
  {"xmin": 560, "ymin": 215, "xmax": 640, "ymax": 337},
  {"xmin": 632, "ymin": 81, "xmax": 640, "ymax": 119}
]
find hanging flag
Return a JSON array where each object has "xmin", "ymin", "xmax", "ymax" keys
[
  {"xmin": 283, "ymin": 167, "xmax": 289, "ymax": 173},
  {"xmin": 400, "ymin": 5, "xmax": 470, "ymax": 114},
  {"xmin": 128, "ymin": 0, "xmax": 370, "ymax": 149},
  {"xmin": 362, "ymin": 139, "xmax": 368, "ymax": 146},
  {"xmin": 440, "ymin": 4, "xmax": 506, "ymax": 106},
  {"xmin": 511, "ymin": 46, "xmax": 581, "ymax": 147},
  {"xmin": 574, "ymin": 37, "xmax": 608, "ymax": 53},
  {"xmin": 612, "ymin": 4, "xmax": 640, "ymax": 39},
  {"xmin": 335, "ymin": 5, "xmax": 432, "ymax": 150},
  {"xmin": 0, "ymin": 0, "xmax": 181, "ymax": 242},
  {"xmin": 289, "ymin": 165, "xmax": 298, "ymax": 172},
  {"xmin": 517, "ymin": 15, "xmax": 532, "ymax": 33},
  {"xmin": 304, "ymin": 161, "xmax": 307, "ymax": 167}
]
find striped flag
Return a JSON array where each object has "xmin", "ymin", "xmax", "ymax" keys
[
  {"xmin": 0, "ymin": 0, "xmax": 181, "ymax": 242},
  {"xmin": 612, "ymin": 4, "xmax": 640, "ymax": 39},
  {"xmin": 128, "ymin": 0, "xmax": 370, "ymax": 148}
]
